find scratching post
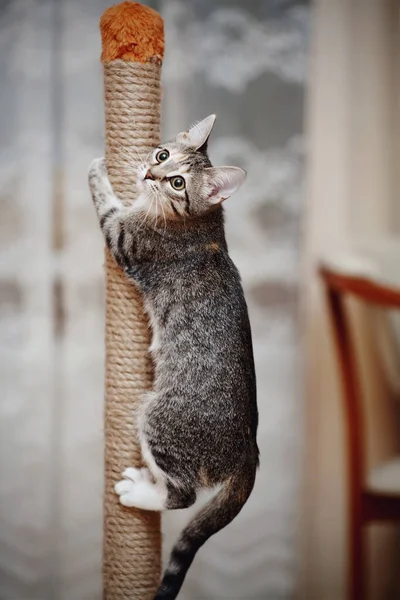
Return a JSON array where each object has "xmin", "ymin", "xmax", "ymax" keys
[{"xmin": 100, "ymin": 3, "xmax": 164, "ymax": 598}]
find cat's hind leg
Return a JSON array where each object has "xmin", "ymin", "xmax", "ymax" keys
[
  {"xmin": 115, "ymin": 400, "xmax": 197, "ymax": 511},
  {"xmin": 114, "ymin": 439, "xmax": 196, "ymax": 511},
  {"xmin": 164, "ymin": 482, "xmax": 196, "ymax": 510},
  {"xmin": 114, "ymin": 468, "xmax": 196, "ymax": 511},
  {"xmin": 114, "ymin": 467, "xmax": 167, "ymax": 510}
]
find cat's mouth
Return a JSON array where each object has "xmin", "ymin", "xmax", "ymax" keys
[{"xmin": 137, "ymin": 164, "xmax": 157, "ymax": 193}]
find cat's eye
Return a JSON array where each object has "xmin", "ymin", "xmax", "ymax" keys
[
  {"xmin": 170, "ymin": 176, "xmax": 185, "ymax": 191},
  {"xmin": 156, "ymin": 149, "xmax": 170, "ymax": 163}
]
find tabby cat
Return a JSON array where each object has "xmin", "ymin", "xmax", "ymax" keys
[{"xmin": 89, "ymin": 115, "xmax": 259, "ymax": 600}]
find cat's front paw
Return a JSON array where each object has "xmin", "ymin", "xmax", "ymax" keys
[
  {"xmin": 88, "ymin": 157, "xmax": 107, "ymax": 184},
  {"xmin": 88, "ymin": 157, "xmax": 115, "ymax": 207}
]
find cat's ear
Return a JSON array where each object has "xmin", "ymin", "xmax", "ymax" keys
[
  {"xmin": 205, "ymin": 166, "xmax": 246, "ymax": 205},
  {"xmin": 177, "ymin": 115, "xmax": 216, "ymax": 151}
]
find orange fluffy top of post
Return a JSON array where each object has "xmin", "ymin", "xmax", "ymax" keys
[{"xmin": 100, "ymin": 2, "xmax": 164, "ymax": 63}]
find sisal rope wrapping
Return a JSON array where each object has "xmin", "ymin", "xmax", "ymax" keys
[{"xmin": 103, "ymin": 60, "xmax": 162, "ymax": 599}]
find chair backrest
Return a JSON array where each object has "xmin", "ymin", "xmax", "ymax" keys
[{"xmin": 319, "ymin": 266, "xmax": 400, "ymax": 496}]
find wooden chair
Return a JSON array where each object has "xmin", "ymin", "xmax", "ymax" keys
[{"xmin": 320, "ymin": 265, "xmax": 400, "ymax": 600}]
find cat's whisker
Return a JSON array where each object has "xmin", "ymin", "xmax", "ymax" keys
[
  {"xmin": 119, "ymin": 157, "xmax": 142, "ymax": 170},
  {"xmin": 161, "ymin": 202, "xmax": 167, "ymax": 233},
  {"xmin": 156, "ymin": 192, "xmax": 167, "ymax": 234},
  {"xmin": 154, "ymin": 194, "xmax": 159, "ymax": 227},
  {"xmin": 116, "ymin": 148, "xmax": 145, "ymax": 172},
  {"xmin": 141, "ymin": 193, "xmax": 155, "ymax": 229},
  {"xmin": 131, "ymin": 146, "xmax": 145, "ymax": 161},
  {"xmin": 119, "ymin": 146, "xmax": 144, "ymax": 161},
  {"xmin": 136, "ymin": 190, "xmax": 154, "ymax": 231},
  {"xmin": 123, "ymin": 147, "xmax": 148, "ymax": 166}
]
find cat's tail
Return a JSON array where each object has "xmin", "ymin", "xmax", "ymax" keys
[{"xmin": 154, "ymin": 455, "xmax": 257, "ymax": 600}]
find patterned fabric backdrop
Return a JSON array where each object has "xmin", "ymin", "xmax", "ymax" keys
[{"xmin": 0, "ymin": 1, "xmax": 309, "ymax": 598}]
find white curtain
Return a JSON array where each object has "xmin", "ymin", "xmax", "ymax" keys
[
  {"xmin": 0, "ymin": 1, "xmax": 309, "ymax": 598},
  {"xmin": 303, "ymin": 1, "xmax": 400, "ymax": 598}
]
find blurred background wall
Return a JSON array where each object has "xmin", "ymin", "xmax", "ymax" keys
[
  {"xmin": 303, "ymin": 1, "xmax": 400, "ymax": 599},
  {"xmin": 0, "ymin": 1, "xmax": 309, "ymax": 599}
]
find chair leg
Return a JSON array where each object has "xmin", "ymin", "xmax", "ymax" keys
[{"xmin": 349, "ymin": 510, "xmax": 366, "ymax": 600}]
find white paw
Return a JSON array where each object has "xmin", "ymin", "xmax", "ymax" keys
[
  {"xmin": 123, "ymin": 466, "xmax": 152, "ymax": 483},
  {"xmin": 114, "ymin": 466, "xmax": 165, "ymax": 511},
  {"xmin": 114, "ymin": 478, "xmax": 137, "ymax": 507},
  {"xmin": 89, "ymin": 157, "xmax": 106, "ymax": 179},
  {"xmin": 114, "ymin": 479, "xmax": 134, "ymax": 496}
]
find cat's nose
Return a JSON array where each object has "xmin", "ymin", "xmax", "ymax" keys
[{"xmin": 144, "ymin": 169, "xmax": 155, "ymax": 181}]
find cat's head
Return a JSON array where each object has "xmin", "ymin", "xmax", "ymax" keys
[{"xmin": 136, "ymin": 115, "xmax": 246, "ymax": 221}]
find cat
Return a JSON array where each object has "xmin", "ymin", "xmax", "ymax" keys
[{"xmin": 88, "ymin": 115, "xmax": 259, "ymax": 600}]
